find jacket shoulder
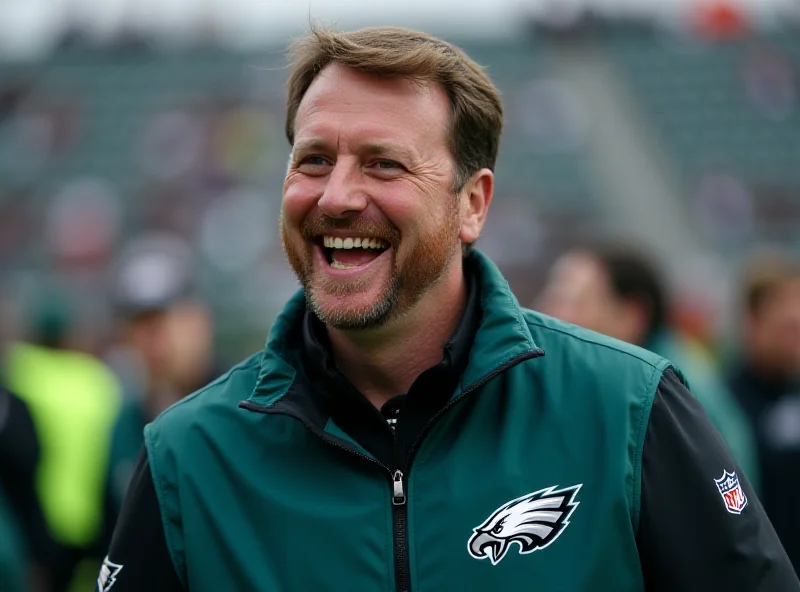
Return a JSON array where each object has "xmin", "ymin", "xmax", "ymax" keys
[{"xmin": 521, "ymin": 309, "xmax": 677, "ymax": 531}]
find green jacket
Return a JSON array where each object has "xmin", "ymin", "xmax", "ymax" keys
[{"xmin": 145, "ymin": 251, "xmax": 677, "ymax": 591}]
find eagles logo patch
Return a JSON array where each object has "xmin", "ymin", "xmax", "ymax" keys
[
  {"xmin": 468, "ymin": 484, "xmax": 581, "ymax": 565},
  {"xmin": 97, "ymin": 556, "xmax": 123, "ymax": 591}
]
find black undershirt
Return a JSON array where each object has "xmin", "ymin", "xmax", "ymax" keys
[{"xmin": 300, "ymin": 268, "xmax": 481, "ymax": 470}]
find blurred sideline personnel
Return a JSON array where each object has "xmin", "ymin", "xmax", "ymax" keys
[
  {"xmin": 537, "ymin": 243, "xmax": 760, "ymax": 488},
  {"xmin": 0, "ymin": 385, "xmax": 57, "ymax": 591},
  {"xmin": 3, "ymin": 299, "xmax": 121, "ymax": 592},
  {"xmin": 100, "ymin": 26, "xmax": 797, "ymax": 591},
  {"xmin": 102, "ymin": 233, "xmax": 220, "ymax": 524},
  {"xmin": 728, "ymin": 252, "xmax": 800, "ymax": 571}
]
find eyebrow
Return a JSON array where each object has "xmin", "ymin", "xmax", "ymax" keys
[
  {"xmin": 292, "ymin": 137, "xmax": 331, "ymax": 157},
  {"xmin": 361, "ymin": 142, "xmax": 415, "ymax": 161},
  {"xmin": 292, "ymin": 137, "xmax": 419, "ymax": 165}
]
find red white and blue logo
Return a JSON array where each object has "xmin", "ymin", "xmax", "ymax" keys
[{"xmin": 714, "ymin": 470, "xmax": 748, "ymax": 515}]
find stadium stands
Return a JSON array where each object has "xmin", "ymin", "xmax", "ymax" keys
[
  {"xmin": 4, "ymin": 25, "xmax": 797, "ymax": 359},
  {"xmin": 608, "ymin": 27, "xmax": 800, "ymax": 248}
]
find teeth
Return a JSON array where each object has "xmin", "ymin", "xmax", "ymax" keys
[{"xmin": 322, "ymin": 236, "xmax": 387, "ymax": 250}]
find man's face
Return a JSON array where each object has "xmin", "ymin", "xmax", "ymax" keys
[
  {"xmin": 748, "ymin": 278, "xmax": 800, "ymax": 375},
  {"xmin": 537, "ymin": 253, "xmax": 642, "ymax": 344},
  {"xmin": 281, "ymin": 63, "xmax": 463, "ymax": 330}
]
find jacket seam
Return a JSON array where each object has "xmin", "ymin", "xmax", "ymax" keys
[
  {"xmin": 525, "ymin": 320, "xmax": 665, "ymax": 369},
  {"xmin": 630, "ymin": 362, "xmax": 665, "ymax": 533},
  {"xmin": 144, "ymin": 425, "xmax": 188, "ymax": 590},
  {"xmin": 247, "ymin": 378, "xmax": 295, "ymax": 409},
  {"xmin": 500, "ymin": 290, "xmax": 538, "ymax": 350}
]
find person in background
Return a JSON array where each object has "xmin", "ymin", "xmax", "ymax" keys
[
  {"xmin": 537, "ymin": 242, "xmax": 759, "ymax": 488},
  {"xmin": 101, "ymin": 234, "xmax": 220, "ymax": 525},
  {"xmin": 727, "ymin": 251, "xmax": 800, "ymax": 572},
  {"xmin": 0, "ymin": 385, "xmax": 57, "ymax": 591},
  {"xmin": 2, "ymin": 299, "xmax": 122, "ymax": 592}
]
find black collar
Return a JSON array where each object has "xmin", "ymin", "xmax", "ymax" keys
[{"xmin": 300, "ymin": 261, "xmax": 482, "ymax": 468}]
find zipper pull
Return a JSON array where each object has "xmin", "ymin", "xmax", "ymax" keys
[{"xmin": 392, "ymin": 470, "xmax": 406, "ymax": 506}]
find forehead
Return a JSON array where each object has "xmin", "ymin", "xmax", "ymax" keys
[{"xmin": 293, "ymin": 62, "xmax": 451, "ymax": 152}]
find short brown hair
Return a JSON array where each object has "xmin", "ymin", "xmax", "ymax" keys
[
  {"xmin": 284, "ymin": 25, "xmax": 503, "ymax": 192},
  {"xmin": 742, "ymin": 251, "xmax": 800, "ymax": 314}
]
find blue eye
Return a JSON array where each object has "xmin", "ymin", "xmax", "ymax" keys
[
  {"xmin": 303, "ymin": 156, "xmax": 328, "ymax": 166},
  {"xmin": 377, "ymin": 160, "xmax": 398, "ymax": 169}
]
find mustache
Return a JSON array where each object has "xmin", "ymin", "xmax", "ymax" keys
[{"xmin": 300, "ymin": 214, "xmax": 401, "ymax": 245}]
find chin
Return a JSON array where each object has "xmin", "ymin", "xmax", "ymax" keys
[{"xmin": 307, "ymin": 283, "xmax": 399, "ymax": 331}]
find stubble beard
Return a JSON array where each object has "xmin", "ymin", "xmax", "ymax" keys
[{"xmin": 280, "ymin": 205, "xmax": 461, "ymax": 332}]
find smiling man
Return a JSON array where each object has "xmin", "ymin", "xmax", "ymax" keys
[{"xmin": 98, "ymin": 26, "xmax": 798, "ymax": 591}]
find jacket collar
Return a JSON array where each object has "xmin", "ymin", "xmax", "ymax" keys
[{"xmin": 246, "ymin": 249, "xmax": 544, "ymax": 407}]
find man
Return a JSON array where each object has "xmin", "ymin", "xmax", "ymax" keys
[
  {"xmin": 727, "ymin": 252, "xmax": 800, "ymax": 571},
  {"xmin": 537, "ymin": 243, "xmax": 760, "ymax": 489},
  {"xmin": 0, "ymin": 385, "xmax": 56, "ymax": 591},
  {"xmin": 99, "ymin": 26, "xmax": 797, "ymax": 591},
  {"xmin": 101, "ymin": 233, "xmax": 220, "ymax": 521}
]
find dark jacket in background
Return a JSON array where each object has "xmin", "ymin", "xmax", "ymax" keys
[{"xmin": 729, "ymin": 362, "xmax": 800, "ymax": 573}]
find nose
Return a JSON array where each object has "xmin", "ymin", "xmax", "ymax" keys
[{"xmin": 317, "ymin": 159, "xmax": 368, "ymax": 218}]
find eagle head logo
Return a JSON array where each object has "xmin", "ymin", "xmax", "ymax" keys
[{"xmin": 468, "ymin": 484, "xmax": 581, "ymax": 565}]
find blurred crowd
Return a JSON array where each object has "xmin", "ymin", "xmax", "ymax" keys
[{"xmin": 1, "ymin": 233, "xmax": 223, "ymax": 590}]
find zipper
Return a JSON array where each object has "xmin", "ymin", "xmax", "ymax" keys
[
  {"xmin": 391, "ymin": 349, "xmax": 543, "ymax": 592},
  {"xmin": 241, "ymin": 399, "xmax": 411, "ymax": 590},
  {"xmin": 239, "ymin": 347, "xmax": 542, "ymax": 592},
  {"xmin": 393, "ymin": 470, "xmax": 406, "ymax": 504},
  {"xmin": 392, "ymin": 469, "xmax": 409, "ymax": 592}
]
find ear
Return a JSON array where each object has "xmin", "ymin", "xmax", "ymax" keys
[{"xmin": 458, "ymin": 168, "xmax": 494, "ymax": 245}]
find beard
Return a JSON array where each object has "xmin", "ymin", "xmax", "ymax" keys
[{"xmin": 281, "ymin": 203, "xmax": 461, "ymax": 331}]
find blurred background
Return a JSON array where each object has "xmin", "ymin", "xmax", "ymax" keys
[{"xmin": 1, "ymin": 0, "xmax": 800, "ymax": 589}]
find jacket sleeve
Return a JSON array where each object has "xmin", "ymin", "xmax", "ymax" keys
[
  {"xmin": 96, "ymin": 449, "xmax": 183, "ymax": 591},
  {"xmin": 637, "ymin": 368, "xmax": 799, "ymax": 590}
]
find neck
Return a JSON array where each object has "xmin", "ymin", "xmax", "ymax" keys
[{"xmin": 327, "ymin": 259, "xmax": 468, "ymax": 409}]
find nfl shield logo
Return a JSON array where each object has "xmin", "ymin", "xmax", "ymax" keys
[{"xmin": 714, "ymin": 470, "xmax": 748, "ymax": 514}]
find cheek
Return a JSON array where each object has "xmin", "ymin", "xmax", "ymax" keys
[
  {"xmin": 282, "ymin": 175, "xmax": 321, "ymax": 225},
  {"xmin": 382, "ymin": 187, "xmax": 456, "ymax": 239}
]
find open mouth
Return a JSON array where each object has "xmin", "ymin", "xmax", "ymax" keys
[{"xmin": 317, "ymin": 235, "xmax": 390, "ymax": 270}]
